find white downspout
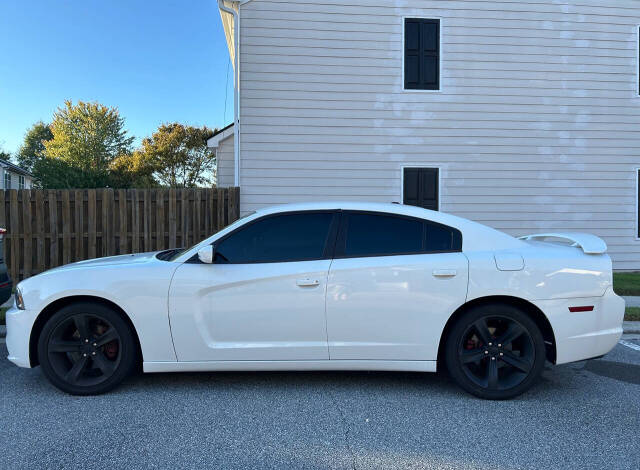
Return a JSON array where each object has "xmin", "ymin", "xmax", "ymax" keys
[{"xmin": 218, "ymin": 0, "xmax": 240, "ymax": 187}]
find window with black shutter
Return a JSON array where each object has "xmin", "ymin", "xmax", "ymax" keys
[
  {"xmin": 404, "ymin": 18, "xmax": 440, "ymax": 90},
  {"xmin": 403, "ymin": 168, "xmax": 439, "ymax": 211}
]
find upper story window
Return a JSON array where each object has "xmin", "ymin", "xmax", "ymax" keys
[
  {"xmin": 18, "ymin": 175, "xmax": 25, "ymax": 189},
  {"xmin": 404, "ymin": 18, "xmax": 440, "ymax": 91},
  {"xmin": 4, "ymin": 172, "xmax": 11, "ymax": 190}
]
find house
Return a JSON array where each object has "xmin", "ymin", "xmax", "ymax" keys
[
  {"xmin": 212, "ymin": 0, "xmax": 640, "ymax": 270},
  {"xmin": 0, "ymin": 159, "xmax": 33, "ymax": 190},
  {"xmin": 208, "ymin": 122, "xmax": 235, "ymax": 188}
]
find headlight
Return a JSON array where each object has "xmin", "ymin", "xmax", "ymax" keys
[{"xmin": 15, "ymin": 287, "xmax": 25, "ymax": 310}]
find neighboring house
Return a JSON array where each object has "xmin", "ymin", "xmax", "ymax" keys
[
  {"xmin": 208, "ymin": 123, "xmax": 235, "ymax": 188},
  {"xmin": 0, "ymin": 159, "xmax": 33, "ymax": 190},
  {"xmin": 212, "ymin": 0, "xmax": 640, "ymax": 270}
]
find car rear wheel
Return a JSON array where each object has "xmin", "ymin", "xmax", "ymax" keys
[
  {"xmin": 445, "ymin": 304, "xmax": 546, "ymax": 400},
  {"xmin": 37, "ymin": 302, "xmax": 136, "ymax": 395}
]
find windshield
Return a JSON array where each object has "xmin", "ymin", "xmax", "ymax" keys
[{"xmin": 165, "ymin": 211, "xmax": 257, "ymax": 261}]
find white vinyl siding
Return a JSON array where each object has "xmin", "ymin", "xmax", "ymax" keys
[
  {"xmin": 216, "ymin": 134, "xmax": 235, "ymax": 188},
  {"xmin": 637, "ymin": 168, "xmax": 640, "ymax": 239},
  {"xmin": 235, "ymin": 0, "xmax": 640, "ymax": 269}
]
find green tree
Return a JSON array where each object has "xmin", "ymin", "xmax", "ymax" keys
[
  {"xmin": 108, "ymin": 151, "xmax": 158, "ymax": 188},
  {"xmin": 135, "ymin": 123, "xmax": 216, "ymax": 187},
  {"xmin": 43, "ymin": 100, "xmax": 134, "ymax": 188},
  {"xmin": 16, "ymin": 121, "xmax": 53, "ymax": 173},
  {"xmin": 32, "ymin": 158, "xmax": 84, "ymax": 189}
]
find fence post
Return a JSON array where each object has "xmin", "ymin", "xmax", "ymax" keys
[
  {"xmin": 35, "ymin": 191, "xmax": 45, "ymax": 274},
  {"xmin": 48, "ymin": 190, "xmax": 58, "ymax": 268},
  {"xmin": 155, "ymin": 189, "xmax": 165, "ymax": 250},
  {"xmin": 74, "ymin": 189, "xmax": 83, "ymax": 262},
  {"xmin": 168, "ymin": 188, "xmax": 177, "ymax": 248},
  {"xmin": 61, "ymin": 191, "xmax": 71, "ymax": 265},
  {"xmin": 10, "ymin": 190, "xmax": 19, "ymax": 281},
  {"xmin": 87, "ymin": 189, "xmax": 96, "ymax": 259},
  {"xmin": 229, "ymin": 186, "xmax": 240, "ymax": 222},
  {"xmin": 23, "ymin": 190, "xmax": 32, "ymax": 278},
  {"xmin": 132, "ymin": 189, "xmax": 140, "ymax": 253}
]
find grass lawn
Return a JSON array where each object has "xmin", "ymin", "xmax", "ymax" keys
[
  {"xmin": 613, "ymin": 272, "xmax": 640, "ymax": 296},
  {"xmin": 626, "ymin": 307, "xmax": 640, "ymax": 322}
]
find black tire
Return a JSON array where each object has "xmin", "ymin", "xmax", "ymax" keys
[
  {"xmin": 37, "ymin": 302, "xmax": 136, "ymax": 395},
  {"xmin": 445, "ymin": 303, "xmax": 546, "ymax": 400}
]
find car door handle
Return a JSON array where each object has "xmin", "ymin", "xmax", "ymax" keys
[
  {"xmin": 433, "ymin": 269, "xmax": 457, "ymax": 278},
  {"xmin": 296, "ymin": 278, "xmax": 320, "ymax": 287}
]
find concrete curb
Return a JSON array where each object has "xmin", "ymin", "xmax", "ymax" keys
[
  {"xmin": 0, "ymin": 325, "xmax": 5, "ymax": 339},
  {"xmin": 624, "ymin": 322, "xmax": 640, "ymax": 335},
  {"xmin": 623, "ymin": 296, "xmax": 640, "ymax": 308}
]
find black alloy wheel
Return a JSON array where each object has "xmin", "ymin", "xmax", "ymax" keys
[
  {"xmin": 38, "ymin": 302, "xmax": 136, "ymax": 395},
  {"xmin": 445, "ymin": 304, "xmax": 546, "ymax": 400}
]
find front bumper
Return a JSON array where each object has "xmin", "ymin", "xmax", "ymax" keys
[
  {"xmin": 6, "ymin": 305, "xmax": 38, "ymax": 368},
  {"xmin": 535, "ymin": 287, "xmax": 625, "ymax": 365}
]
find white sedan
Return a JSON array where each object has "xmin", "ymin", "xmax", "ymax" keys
[{"xmin": 6, "ymin": 202, "xmax": 624, "ymax": 399}]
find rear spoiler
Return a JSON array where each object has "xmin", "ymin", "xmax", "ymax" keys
[{"xmin": 518, "ymin": 232, "xmax": 607, "ymax": 255}]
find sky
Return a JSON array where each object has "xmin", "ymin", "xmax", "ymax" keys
[{"xmin": 0, "ymin": 0, "xmax": 234, "ymax": 154}]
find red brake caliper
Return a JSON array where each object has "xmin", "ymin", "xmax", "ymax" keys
[{"xmin": 104, "ymin": 341, "xmax": 119, "ymax": 359}]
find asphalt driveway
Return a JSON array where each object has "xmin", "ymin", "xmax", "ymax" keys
[{"xmin": 1, "ymin": 338, "xmax": 639, "ymax": 470}]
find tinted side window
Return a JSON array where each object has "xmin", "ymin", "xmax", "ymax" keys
[
  {"xmin": 340, "ymin": 212, "xmax": 462, "ymax": 258},
  {"xmin": 426, "ymin": 221, "xmax": 462, "ymax": 252},
  {"xmin": 215, "ymin": 212, "xmax": 335, "ymax": 264},
  {"xmin": 343, "ymin": 213, "xmax": 424, "ymax": 257}
]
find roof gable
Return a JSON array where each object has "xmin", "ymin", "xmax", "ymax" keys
[{"xmin": 207, "ymin": 123, "xmax": 234, "ymax": 149}]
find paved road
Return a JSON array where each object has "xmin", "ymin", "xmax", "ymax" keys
[{"xmin": 1, "ymin": 339, "xmax": 639, "ymax": 470}]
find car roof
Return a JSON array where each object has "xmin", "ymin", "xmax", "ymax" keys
[{"xmin": 257, "ymin": 201, "xmax": 470, "ymax": 229}]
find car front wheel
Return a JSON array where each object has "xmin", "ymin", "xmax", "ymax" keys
[
  {"xmin": 37, "ymin": 302, "xmax": 137, "ymax": 395},
  {"xmin": 445, "ymin": 304, "xmax": 546, "ymax": 400}
]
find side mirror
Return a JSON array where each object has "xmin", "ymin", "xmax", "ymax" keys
[{"xmin": 197, "ymin": 245, "xmax": 214, "ymax": 264}]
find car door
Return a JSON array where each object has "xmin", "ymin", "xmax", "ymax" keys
[
  {"xmin": 326, "ymin": 211, "xmax": 468, "ymax": 361},
  {"xmin": 168, "ymin": 211, "xmax": 339, "ymax": 362}
]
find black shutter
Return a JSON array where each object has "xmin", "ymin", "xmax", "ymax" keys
[
  {"xmin": 404, "ymin": 19, "xmax": 440, "ymax": 90},
  {"xmin": 403, "ymin": 168, "xmax": 439, "ymax": 211}
]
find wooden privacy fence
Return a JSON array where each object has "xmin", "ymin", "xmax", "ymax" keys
[{"xmin": 1, "ymin": 187, "xmax": 240, "ymax": 281}]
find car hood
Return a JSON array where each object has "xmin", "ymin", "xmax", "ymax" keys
[
  {"xmin": 48, "ymin": 251, "xmax": 162, "ymax": 272},
  {"xmin": 16, "ymin": 250, "xmax": 180, "ymax": 313}
]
